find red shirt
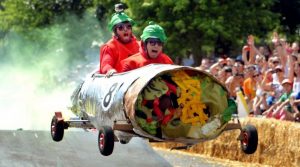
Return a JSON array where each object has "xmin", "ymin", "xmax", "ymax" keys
[
  {"xmin": 120, "ymin": 49, "xmax": 173, "ymax": 72},
  {"xmin": 99, "ymin": 36, "xmax": 139, "ymax": 74}
]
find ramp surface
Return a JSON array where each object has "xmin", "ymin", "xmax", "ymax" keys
[{"xmin": 0, "ymin": 130, "xmax": 172, "ymax": 167}]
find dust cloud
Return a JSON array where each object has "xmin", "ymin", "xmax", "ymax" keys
[{"xmin": 0, "ymin": 13, "xmax": 107, "ymax": 130}]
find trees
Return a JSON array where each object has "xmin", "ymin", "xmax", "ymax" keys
[
  {"xmin": 0, "ymin": 0, "xmax": 93, "ymax": 32},
  {"xmin": 272, "ymin": 0, "xmax": 300, "ymax": 41},
  {"xmin": 0, "ymin": 0, "xmax": 102, "ymax": 64},
  {"xmin": 123, "ymin": 0, "xmax": 279, "ymax": 63},
  {"xmin": 1, "ymin": 0, "xmax": 299, "ymax": 64}
]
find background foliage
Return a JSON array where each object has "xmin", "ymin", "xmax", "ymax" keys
[{"xmin": 0, "ymin": 0, "xmax": 300, "ymax": 65}]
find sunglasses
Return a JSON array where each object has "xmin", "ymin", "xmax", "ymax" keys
[
  {"xmin": 147, "ymin": 38, "xmax": 163, "ymax": 46},
  {"xmin": 116, "ymin": 24, "xmax": 132, "ymax": 31},
  {"xmin": 235, "ymin": 73, "xmax": 244, "ymax": 77},
  {"xmin": 253, "ymin": 74, "xmax": 260, "ymax": 77},
  {"xmin": 272, "ymin": 61, "xmax": 279, "ymax": 64},
  {"xmin": 272, "ymin": 69, "xmax": 282, "ymax": 73}
]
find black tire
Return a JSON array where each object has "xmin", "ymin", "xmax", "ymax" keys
[
  {"xmin": 50, "ymin": 116, "xmax": 64, "ymax": 142},
  {"xmin": 241, "ymin": 124, "xmax": 258, "ymax": 154},
  {"xmin": 98, "ymin": 126, "xmax": 114, "ymax": 156}
]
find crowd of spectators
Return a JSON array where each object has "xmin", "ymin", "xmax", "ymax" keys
[{"xmin": 180, "ymin": 33, "xmax": 300, "ymax": 122}]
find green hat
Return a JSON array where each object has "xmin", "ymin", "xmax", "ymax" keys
[
  {"xmin": 108, "ymin": 12, "xmax": 134, "ymax": 31},
  {"xmin": 140, "ymin": 22, "xmax": 167, "ymax": 42}
]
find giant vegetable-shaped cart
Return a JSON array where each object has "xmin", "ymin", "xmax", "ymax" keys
[{"xmin": 50, "ymin": 64, "xmax": 258, "ymax": 156}]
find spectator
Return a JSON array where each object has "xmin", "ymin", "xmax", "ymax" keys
[
  {"xmin": 252, "ymin": 71, "xmax": 268, "ymax": 115},
  {"xmin": 268, "ymin": 57, "xmax": 280, "ymax": 71},
  {"xmin": 224, "ymin": 66, "xmax": 233, "ymax": 81},
  {"xmin": 243, "ymin": 65, "xmax": 256, "ymax": 81},
  {"xmin": 182, "ymin": 50, "xmax": 194, "ymax": 66},
  {"xmin": 262, "ymin": 66, "xmax": 286, "ymax": 108},
  {"xmin": 272, "ymin": 32, "xmax": 288, "ymax": 72},
  {"xmin": 99, "ymin": 5, "xmax": 139, "ymax": 77},
  {"xmin": 272, "ymin": 66, "xmax": 285, "ymax": 89},
  {"xmin": 258, "ymin": 46, "xmax": 266, "ymax": 57},
  {"xmin": 203, "ymin": 33, "xmax": 299, "ymax": 122},
  {"xmin": 174, "ymin": 56, "xmax": 183, "ymax": 65},
  {"xmin": 243, "ymin": 68, "xmax": 261, "ymax": 111},
  {"xmin": 216, "ymin": 66, "xmax": 232, "ymax": 84},
  {"xmin": 209, "ymin": 57, "xmax": 227, "ymax": 77},
  {"xmin": 289, "ymin": 92, "xmax": 300, "ymax": 122},
  {"xmin": 253, "ymin": 91, "xmax": 269, "ymax": 115},
  {"xmin": 225, "ymin": 73, "xmax": 244, "ymax": 99},
  {"xmin": 291, "ymin": 41, "xmax": 299, "ymax": 58},
  {"xmin": 226, "ymin": 57, "xmax": 235, "ymax": 66},
  {"xmin": 197, "ymin": 58, "xmax": 210, "ymax": 71},
  {"xmin": 233, "ymin": 59, "xmax": 245, "ymax": 75},
  {"xmin": 264, "ymin": 79, "xmax": 295, "ymax": 121},
  {"xmin": 292, "ymin": 62, "xmax": 300, "ymax": 93},
  {"xmin": 242, "ymin": 35, "xmax": 255, "ymax": 65},
  {"xmin": 120, "ymin": 22, "xmax": 173, "ymax": 72},
  {"xmin": 255, "ymin": 55, "xmax": 267, "ymax": 73},
  {"xmin": 261, "ymin": 69, "xmax": 273, "ymax": 93}
]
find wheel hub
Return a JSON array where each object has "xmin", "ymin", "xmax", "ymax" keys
[
  {"xmin": 51, "ymin": 121, "xmax": 56, "ymax": 136},
  {"xmin": 242, "ymin": 132, "xmax": 249, "ymax": 146},
  {"xmin": 99, "ymin": 133, "xmax": 105, "ymax": 149}
]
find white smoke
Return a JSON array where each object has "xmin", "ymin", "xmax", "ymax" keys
[{"xmin": 0, "ymin": 13, "xmax": 107, "ymax": 130}]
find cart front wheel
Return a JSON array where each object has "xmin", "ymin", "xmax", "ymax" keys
[
  {"xmin": 51, "ymin": 115, "xmax": 64, "ymax": 142},
  {"xmin": 98, "ymin": 126, "xmax": 114, "ymax": 156}
]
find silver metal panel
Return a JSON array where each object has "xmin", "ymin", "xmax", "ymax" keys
[{"xmin": 72, "ymin": 64, "xmax": 230, "ymax": 143}]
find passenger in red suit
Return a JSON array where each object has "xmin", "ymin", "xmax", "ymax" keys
[
  {"xmin": 120, "ymin": 22, "xmax": 173, "ymax": 72},
  {"xmin": 99, "ymin": 8, "xmax": 139, "ymax": 77}
]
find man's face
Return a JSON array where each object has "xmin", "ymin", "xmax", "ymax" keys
[
  {"xmin": 282, "ymin": 83, "xmax": 292, "ymax": 93},
  {"xmin": 245, "ymin": 67, "xmax": 255, "ymax": 76},
  {"xmin": 201, "ymin": 59, "xmax": 210, "ymax": 68},
  {"xmin": 269, "ymin": 57, "xmax": 280, "ymax": 69},
  {"xmin": 218, "ymin": 58, "xmax": 227, "ymax": 67},
  {"xmin": 235, "ymin": 74, "xmax": 244, "ymax": 83},
  {"xmin": 258, "ymin": 46, "xmax": 265, "ymax": 54},
  {"xmin": 234, "ymin": 62, "xmax": 244, "ymax": 73},
  {"xmin": 146, "ymin": 38, "xmax": 163, "ymax": 59},
  {"xmin": 274, "ymin": 68, "xmax": 283, "ymax": 76},
  {"xmin": 252, "ymin": 73, "xmax": 261, "ymax": 81},
  {"xmin": 115, "ymin": 22, "xmax": 132, "ymax": 43}
]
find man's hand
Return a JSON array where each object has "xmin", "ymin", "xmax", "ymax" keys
[
  {"xmin": 105, "ymin": 69, "xmax": 117, "ymax": 78},
  {"xmin": 247, "ymin": 35, "xmax": 254, "ymax": 46}
]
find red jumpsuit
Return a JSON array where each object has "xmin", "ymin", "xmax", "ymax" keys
[
  {"xmin": 120, "ymin": 48, "xmax": 173, "ymax": 72},
  {"xmin": 99, "ymin": 36, "xmax": 139, "ymax": 74}
]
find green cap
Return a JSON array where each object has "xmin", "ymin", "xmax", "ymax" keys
[
  {"xmin": 108, "ymin": 12, "xmax": 134, "ymax": 31},
  {"xmin": 140, "ymin": 22, "xmax": 167, "ymax": 42}
]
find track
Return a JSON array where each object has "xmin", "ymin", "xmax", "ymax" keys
[{"xmin": 0, "ymin": 130, "xmax": 172, "ymax": 167}]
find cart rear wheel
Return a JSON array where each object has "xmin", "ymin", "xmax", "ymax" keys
[
  {"xmin": 51, "ymin": 115, "xmax": 64, "ymax": 142},
  {"xmin": 241, "ymin": 124, "xmax": 258, "ymax": 154},
  {"xmin": 98, "ymin": 126, "xmax": 114, "ymax": 156}
]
